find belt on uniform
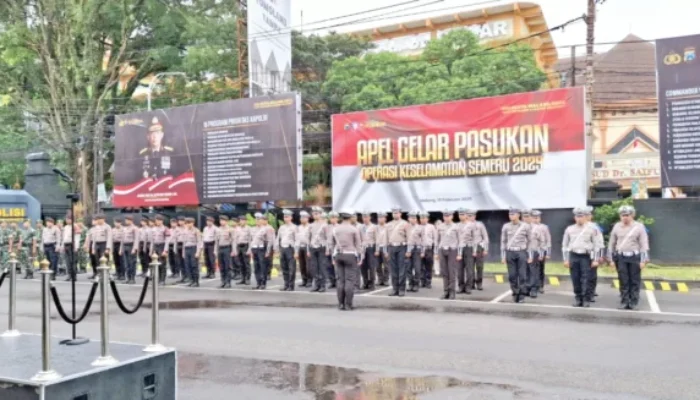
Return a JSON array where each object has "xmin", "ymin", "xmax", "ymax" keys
[
  {"xmin": 310, "ymin": 245, "xmax": 324, "ymax": 249},
  {"xmin": 507, "ymin": 247, "xmax": 525, "ymax": 251},
  {"xmin": 389, "ymin": 242, "xmax": 406, "ymax": 246},
  {"xmin": 571, "ymin": 249, "xmax": 590, "ymax": 255},
  {"xmin": 252, "ymin": 246, "xmax": 265, "ymax": 249},
  {"xmin": 219, "ymin": 245, "xmax": 231, "ymax": 248},
  {"xmin": 280, "ymin": 245, "xmax": 294, "ymax": 249},
  {"xmin": 204, "ymin": 241, "xmax": 215, "ymax": 245},
  {"xmin": 340, "ymin": 251, "xmax": 357, "ymax": 255},
  {"xmin": 96, "ymin": 241, "xmax": 106, "ymax": 244},
  {"xmin": 441, "ymin": 246, "xmax": 456, "ymax": 250},
  {"xmin": 44, "ymin": 243, "xmax": 56, "ymax": 247},
  {"xmin": 122, "ymin": 242, "xmax": 134, "ymax": 245},
  {"xmin": 237, "ymin": 243, "xmax": 249, "ymax": 246},
  {"xmin": 621, "ymin": 251, "xmax": 639, "ymax": 257},
  {"xmin": 184, "ymin": 245, "xmax": 197, "ymax": 249}
]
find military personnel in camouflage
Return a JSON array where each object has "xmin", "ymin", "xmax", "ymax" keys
[
  {"xmin": 0, "ymin": 221, "xmax": 8, "ymax": 268},
  {"xmin": 18, "ymin": 220, "xmax": 37, "ymax": 279}
]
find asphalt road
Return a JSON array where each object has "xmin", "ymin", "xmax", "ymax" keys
[{"xmin": 1, "ymin": 274, "xmax": 699, "ymax": 399}]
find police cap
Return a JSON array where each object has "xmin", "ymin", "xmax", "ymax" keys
[
  {"xmin": 339, "ymin": 211, "xmax": 352, "ymax": 219},
  {"xmin": 311, "ymin": 206, "xmax": 323, "ymax": 213},
  {"xmin": 573, "ymin": 207, "xmax": 586, "ymax": 217},
  {"xmin": 391, "ymin": 206, "xmax": 402, "ymax": 213},
  {"xmin": 521, "ymin": 209, "xmax": 532, "ymax": 216},
  {"xmin": 299, "ymin": 211, "xmax": 310, "ymax": 218},
  {"xmin": 618, "ymin": 205, "xmax": 635, "ymax": 215},
  {"xmin": 328, "ymin": 211, "xmax": 339, "ymax": 218},
  {"xmin": 177, "ymin": 216, "xmax": 186, "ymax": 221},
  {"xmin": 508, "ymin": 208, "xmax": 521, "ymax": 215},
  {"xmin": 142, "ymin": 215, "xmax": 150, "ymax": 221},
  {"xmin": 408, "ymin": 211, "xmax": 418, "ymax": 217},
  {"xmin": 466, "ymin": 209, "xmax": 477, "ymax": 216},
  {"xmin": 220, "ymin": 215, "xmax": 229, "ymax": 222},
  {"xmin": 237, "ymin": 215, "xmax": 247, "ymax": 221},
  {"xmin": 254, "ymin": 212, "xmax": 265, "ymax": 219},
  {"xmin": 45, "ymin": 217, "xmax": 55, "ymax": 223},
  {"xmin": 419, "ymin": 211, "xmax": 430, "ymax": 217},
  {"xmin": 362, "ymin": 211, "xmax": 372, "ymax": 216},
  {"xmin": 94, "ymin": 213, "xmax": 106, "ymax": 220},
  {"xmin": 206, "ymin": 216, "xmax": 215, "ymax": 222},
  {"xmin": 185, "ymin": 217, "xmax": 195, "ymax": 223},
  {"xmin": 113, "ymin": 217, "xmax": 122, "ymax": 223},
  {"xmin": 442, "ymin": 209, "xmax": 454, "ymax": 215},
  {"xmin": 155, "ymin": 215, "xmax": 165, "ymax": 221},
  {"xmin": 531, "ymin": 210, "xmax": 542, "ymax": 217},
  {"xmin": 282, "ymin": 209, "xmax": 293, "ymax": 216},
  {"xmin": 124, "ymin": 215, "xmax": 134, "ymax": 221}
]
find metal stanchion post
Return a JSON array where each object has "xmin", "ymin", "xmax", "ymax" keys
[
  {"xmin": 2, "ymin": 253, "xmax": 20, "ymax": 337},
  {"xmin": 31, "ymin": 260, "xmax": 61, "ymax": 382},
  {"xmin": 144, "ymin": 257, "xmax": 166, "ymax": 353},
  {"xmin": 91, "ymin": 256, "xmax": 118, "ymax": 367}
]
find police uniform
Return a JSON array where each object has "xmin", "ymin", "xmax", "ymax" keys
[
  {"xmin": 91, "ymin": 214, "xmax": 113, "ymax": 272},
  {"xmin": 500, "ymin": 209, "xmax": 533, "ymax": 303},
  {"xmin": 167, "ymin": 219, "xmax": 180, "ymax": 278},
  {"xmin": 202, "ymin": 217, "xmax": 219, "ymax": 279},
  {"xmin": 437, "ymin": 210, "xmax": 460, "ymax": 299},
  {"xmin": 324, "ymin": 212, "xmax": 339, "ymax": 288},
  {"xmin": 181, "ymin": 217, "xmax": 203, "ymax": 287},
  {"xmin": 608, "ymin": 205, "xmax": 649, "ymax": 310},
  {"xmin": 296, "ymin": 211, "xmax": 312, "ymax": 288},
  {"xmin": 138, "ymin": 218, "xmax": 152, "ymax": 277},
  {"xmin": 140, "ymin": 117, "xmax": 175, "ymax": 180},
  {"xmin": 536, "ymin": 214, "xmax": 552, "ymax": 293},
  {"xmin": 329, "ymin": 213, "xmax": 362, "ymax": 311},
  {"xmin": 585, "ymin": 206, "xmax": 605, "ymax": 301},
  {"xmin": 562, "ymin": 207, "xmax": 603, "ymax": 307},
  {"xmin": 234, "ymin": 215, "xmax": 252, "ymax": 285},
  {"xmin": 41, "ymin": 218, "xmax": 62, "ymax": 278},
  {"xmin": 527, "ymin": 210, "xmax": 549, "ymax": 296},
  {"xmin": 175, "ymin": 217, "xmax": 189, "ymax": 283},
  {"xmin": 457, "ymin": 208, "xmax": 477, "ymax": 294},
  {"xmin": 59, "ymin": 216, "xmax": 77, "ymax": 281},
  {"xmin": 112, "ymin": 218, "xmax": 125, "ymax": 280},
  {"xmin": 420, "ymin": 211, "xmax": 436, "ymax": 289},
  {"xmin": 470, "ymin": 210, "xmax": 489, "ymax": 291},
  {"xmin": 309, "ymin": 208, "xmax": 328, "ymax": 292},
  {"xmin": 276, "ymin": 209, "xmax": 298, "ymax": 291},
  {"xmin": 250, "ymin": 213, "xmax": 275, "ymax": 289},
  {"xmin": 359, "ymin": 212, "xmax": 378, "ymax": 290},
  {"xmin": 120, "ymin": 215, "xmax": 140, "ymax": 284},
  {"xmin": 406, "ymin": 211, "xmax": 424, "ymax": 293},
  {"xmin": 150, "ymin": 215, "xmax": 168, "ymax": 285},
  {"xmin": 386, "ymin": 207, "xmax": 411, "ymax": 296},
  {"xmin": 375, "ymin": 213, "xmax": 389, "ymax": 287},
  {"xmin": 215, "ymin": 216, "xmax": 235, "ymax": 288}
]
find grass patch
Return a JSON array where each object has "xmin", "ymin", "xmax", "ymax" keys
[{"xmin": 484, "ymin": 263, "xmax": 700, "ymax": 281}]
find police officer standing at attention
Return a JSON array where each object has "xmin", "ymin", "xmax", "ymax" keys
[
  {"xmin": 527, "ymin": 210, "xmax": 549, "ymax": 297},
  {"xmin": 406, "ymin": 211, "xmax": 424, "ymax": 293},
  {"xmin": 386, "ymin": 207, "xmax": 411, "ymax": 297},
  {"xmin": 137, "ymin": 216, "xmax": 151, "ymax": 277},
  {"xmin": 360, "ymin": 211, "xmax": 378, "ymax": 290},
  {"xmin": 150, "ymin": 215, "xmax": 168, "ymax": 286},
  {"xmin": 585, "ymin": 206, "xmax": 605, "ymax": 302},
  {"xmin": 437, "ymin": 210, "xmax": 460, "ymax": 300},
  {"xmin": 120, "ymin": 215, "xmax": 139, "ymax": 284},
  {"xmin": 42, "ymin": 217, "xmax": 62, "ymax": 279},
  {"xmin": 176, "ymin": 216, "xmax": 189, "ymax": 283},
  {"xmin": 309, "ymin": 207, "xmax": 328, "ymax": 292},
  {"xmin": 535, "ymin": 211, "xmax": 552, "ymax": 294},
  {"xmin": 375, "ymin": 212, "xmax": 389, "ymax": 287},
  {"xmin": 167, "ymin": 217, "xmax": 180, "ymax": 279},
  {"xmin": 500, "ymin": 209, "xmax": 533, "ymax": 304},
  {"xmin": 276, "ymin": 209, "xmax": 298, "ymax": 291},
  {"xmin": 608, "ymin": 205, "xmax": 649, "ymax": 310},
  {"xmin": 234, "ymin": 215, "xmax": 252, "ymax": 285},
  {"xmin": 182, "ymin": 217, "xmax": 203, "ymax": 287},
  {"xmin": 562, "ymin": 207, "xmax": 602, "ymax": 307},
  {"xmin": 420, "ymin": 211, "xmax": 436, "ymax": 289},
  {"xmin": 330, "ymin": 211, "xmax": 362, "ymax": 311},
  {"xmin": 324, "ymin": 211, "xmax": 339, "ymax": 289},
  {"xmin": 111, "ymin": 217, "xmax": 124, "ymax": 281},
  {"xmin": 202, "ymin": 216, "xmax": 218, "ymax": 279},
  {"xmin": 215, "ymin": 215, "xmax": 235, "ymax": 289},
  {"xmin": 296, "ymin": 211, "xmax": 312, "ymax": 288},
  {"xmin": 249, "ymin": 213, "xmax": 274, "ymax": 289},
  {"xmin": 468, "ymin": 210, "xmax": 488, "ymax": 291},
  {"xmin": 59, "ymin": 213, "xmax": 77, "ymax": 281},
  {"xmin": 91, "ymin": 214, "xmax": 113, "ymax": 273},
  {"xmin": 457, "ymin": 208, "xmax": 476, "ymax": 295}
]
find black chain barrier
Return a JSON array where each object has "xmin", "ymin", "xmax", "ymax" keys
[
  {"xmin": 50, "ymin": 282, "xmax": 99, "ymax": 325},
  {"xmin": 110, "ymin": 277, "xmax": 150, "ymax": 315},
  {"xmin": 0, "ymin": 270, "xmax": 7, "ymax": 289}
]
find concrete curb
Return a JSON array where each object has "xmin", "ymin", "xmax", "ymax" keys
[{"xmin": 482, "ymin": 273, "xmax": 696, "ymax": 292}]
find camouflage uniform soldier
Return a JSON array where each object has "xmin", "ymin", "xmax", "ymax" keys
[
  {"xmin": 0, "ymin": 221, "xmax": 10, "ymax": 267},
  {"xmin": 34, "ymin": 220, "xmax": 45, "ymax": 265},
  {"xmin": 19, "ymin": 220, "xmax": 38, "ymax": 278}
]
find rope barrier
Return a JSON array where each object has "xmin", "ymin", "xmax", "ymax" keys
[
  {"xmin": 0, "ymin": 269, "xmax": 7, "ymax": 289},
  {"xmin": 110, "ymin": 278, "xmax": 150, "ymax": 315},
  {"xmin": 50, "ymin": 282, "xmax": 99, "ymax": 325}
]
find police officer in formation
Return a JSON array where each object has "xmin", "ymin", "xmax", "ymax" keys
[
  {"xmin": 500, "ymin": 209, "xmax": 533, "ymax": 303},
  {"xmin": 457, "ymin": 208, "xmax": 476, "ymax": 295},
  {"xmin": 214, "ymin": 215, "xmax": 235, "ymax": 288},
  {"xmin": 136, "ymin": 217, "xmax": 151, "ymax": 277},
  {"xmin": 531, "ymin": 210, "xmax": 551, "ymax": 294},
  {"xmin": 406, "ymin": 211, "xmax": 424, "ymax": 293},
  {"xmin": 584, "ymin": 207, "xmax": 604, "ymax": 301},
  {"xmin": 360, "ymin": 211, "xmax": 378, "ymax": 290},
  {"xmin": 325, "ymin": 211, "xmax": 339, "ymax": 288},
  {"xmin": 276, "ymin": 209, "xmax": 298, "ymax": 291},
  {"xmin": 437, "ymin": 210, "xmax": 460, "ymax": 299},
  {"xmin": 202, "ymin": 216, "xmax": 218, "ymax": 279},
  {"xmin": 119, "ymin": 215, "xmax": 139, "ymax": 284},
  {"xmin": 234, "ymin": 215, "xmax": 252, "ymax": 285},
  {"xmin": 419, "ymin": 211, "xmax": 436, "ymax": 289},
  {"xmin": 329, "ymin": 211, "xmax": 362, "ymax": 311},
  {"xmin": 562, "ymin": 207, "xmax": 603, "ymax": 307},
  {"xmin": 608, "ymin": 205, "xmax": 649, "ymax": 310},
  {"xmin": 309, "ymin": 207, "xmax": 329, "ymax": 292},
  {"xmin": 167, "ymin": 217, "xmax": 180, "ymax": 279},
  {"xmin": 386, "ymin": 207, "xmax": 411, "ymax": 297},
  {"xmin": 41, "ymin": 217, "xmax": 62, "ymax": 279},
  {"xmin": 296, "ymin": 211, "xmax": 312, "ymax": 287},
  {"xmin": 180, "ymin": 217, "xmax": 203, "ymax": 287},
  {"xmin": 249, "ymin": 212, "xmax": 274, "ymax": 289},
  {"xmin": 375, "ymin": 212, "xmax": 389, "ymax": 287},
  {"xmin": 150, "ymin": 215, "xmax": 168, "ymax": 285},
  {"xmin": 58, "ymin": 213, "xmax": 77, "ymax": 281}
]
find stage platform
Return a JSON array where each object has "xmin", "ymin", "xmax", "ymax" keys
[{"xmin": 0, "ymin": 334, "xmax": 176, "ymax": 400}]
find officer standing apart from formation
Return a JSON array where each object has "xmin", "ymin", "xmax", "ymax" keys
[
  {"xmin": 181, "ymin": 217, "xmax": 203, "ymax": 287},
  {"xmin": 420, "ymin": 211, "xmax": 436, "ymax": 289},
  {"xmin": 501, "ymin": 209, "xmax": 533, "ymax": 303},
  {"xmin": 202, "ymin": 217, "xmax": 218, "ymax": 279},
  {"xmin": 309, "ymin": 207, "xmax": 328, "ymax": 292},
  {"xmin": 249, "ymin": 213, "xmax": 275, "ymax": 290},
  {"xmin": 150, "ymin": 215, "xmax": 168, "ymax": 285},
  {"xmin": 386, "ymin": 207, "xmax": 411, "ymax": 297},
  {"xmin": 406, "ymin": 211, "xmax": 424, "ymax": 293},
  {"xmin": 457, "ymin": 209, "xmax": 476, "ymax": 295},
  {"xmin": 608, "ymin": 205, "xmax": 649, "ymax": 310},
  {"xmin": 437, "ymin": 210, "xmax": 460, "ymax": 299},
  {"xmin": 215, "ymin": 215, "xmax": 235, "ymax": 288},
  {"xmin": 120, "ymin": 215, "xmax": 140, "ymax": 284},
  {"xmin": 296, "ymin": 211, "xmax": 312, "ymax": 288},
  {"xmin": 375, "ymin": 212, "xmax": 389, "ymax": 287},
  {"xmin": 42, "ymin": 217, "xmax": 62, "ymax": 279},
  {"xmin": 562, "ymin": 207, "xmax": 603, "ymax": 307},
  {"xmin": 276, "ymin": 209, "xmax": 298, "ymax": 291},
  {"xmin": 360, "ymin": 211, "xmax": 378, "ymax": 290},
  {"xmin": 330, "ymin": 211, "xmax": 362, "ymax": 311},
  {"xmin": 234, "ymin": 215, "xmax": 252, "ymax": 285}
]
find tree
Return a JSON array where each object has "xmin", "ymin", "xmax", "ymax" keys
[
  {"xmin": 322, "ymin": 30, "xmax": 547, "ymax": 112},
  {"xmin": 593, "ymin": 197, "xmax": 654, "ymax": 239}
]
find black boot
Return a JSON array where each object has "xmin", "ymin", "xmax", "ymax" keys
[
  {"xmin": 448, "ymin": 290, "xmax": 456, "ymax": 300},
  {"xmin": 572, "ymin": 297, "xmax": 583, "ymax": 307},
  {"xmin": 388, "ymin": 291, "xmax": 399, "ymax": 297},
  {"xmin": 476, "ymin": 282, "xmax": 483, "ymax": 291},
  {"xmin": 441, "ymin": 291, "xmax": 449, "ymax": 300}
]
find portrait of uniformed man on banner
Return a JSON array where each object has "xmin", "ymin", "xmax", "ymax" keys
[{"xmin": 140, "ymin": 116, "xmax": 175, "ymax": 179}]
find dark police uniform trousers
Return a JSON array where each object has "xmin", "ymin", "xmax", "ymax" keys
[
  {"xmin": 326, "ymin": 253, "xmax": 336, "ymax": 287},
  {"xmin": 218, "ymin": 245, "xmax": 232, "ymax": 285},
  {"xmin": 184, "ymin": 246, "xmax": 199, "ymax": 283},
  {"xmin": 539, "ymin": 259, "xmax": 547, "ymax": 288},
  {"xmin": 569, "ymin": 252, "xmax": 591, "ymax": 302},
  {"xmin": 309, "ymin": 246, "xmax": 327, "ymax": 290},
  {"xmin": 177, "ymin": 242, "xmax": 188, "ymax": 280},
  {"xmin": 153, "ymin": 243, "xmax": 166, "ymax": 283},
  {"xmin": 527, "ymin": 251, "xmax": 542, "ymax": 293},
  {"xmin": 112, "ymin": 241, "xmax": 123, "ymax": 279},
  {"xmin": 377, "ymin": 251, "xmax": 389, "ymax": 285},
  {"xmin": 64, "ymin": 243, "xmax": 75, "ymax": 278},
  {"xmin": 616, "ymin": 253, "xmax": 642, "ymax": 306},
  {"xmin": 252, "ymin": 247, "xmax": 268, "ymax": 287},
  {"xmin": 473, "ymin": 246, "xmax": 485, "ymax": 288},
  {"xmin": 439, "ymin": 248, "xmax": 457, "ymax": 295},
  {"xmin": 388, "ymin": 244, "xmax": 407, "ymax": 294},
  {"xmin": 406, "ymin": 247, "xmax": 422, "ymax": 290},
  {"xmin": 168, "ymin": 243, "xmax": 179, "ymax": 276},
  {"xmin": 588, "ymin": 261, "xmax": 599, "ymax": 299},
  {"xmin": 335, "ymin": 253, "xmax": 359, "ymax": 307},
  {"xmin": 235, "ymin": 243, "xmax": 251, "ymax": 282},
  {"xmin": 422, "ymin": 247, "xmax": 434, "ymax": 287},
  {"xmin": 204, "ymin": 241, "xmax": 216, "ymax": 277},
  {"xmin": 298, "ymin": 247, "xmax": 311, "ymax": 286},
  {"xmin": 361, "ymin": 246, "xmax": 378, "ymax": 289},
  {"xmin": 280, "ymin": 247, "xmax": 297, "ymax": 289},
  {"xmin": 44, "ymin": 243, "xmax": 59, "ymax": 276},
  {"xmin": 506, "ymin": 249, "xmax": 528, "ymax": 298},
  {"xmin": 457, "ymin": 246, "xmax": 474, "ymax": 292},
  {"xmin": 94, "ymin": 242, "xmax": 108, "ymax": 267},
  {"xmin": 139, "ymin": 242, "xmax": 151, "ymax": 275},
  {"xmin": 121, "ymin": 243, "xmax": 137, "ymax": 280}
]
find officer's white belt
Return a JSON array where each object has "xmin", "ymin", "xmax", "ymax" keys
[
  {"xmin": 620, "ymin": 251, "xmax": 639, "ymax": 257},
  {"xmin": 389, "ymin": 242, "xmax": 406, "ymax": 246},
  {"xmin": 571, "ymin": 249, "xmax": 591, "ymax": 255},
  {"xmin": 440, "ymin": 246, "xmax": 457, "ymax": 250},
  {"xmin": 340, "ymin": 251, "xmax": 358, "ymax": 255},
  {"xmin": 507, "ymin": 247, "xmax": 525, "ymax": 251}
]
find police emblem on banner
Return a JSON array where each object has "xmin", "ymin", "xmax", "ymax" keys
[{"xmin": 684, "ymin": 47, "xmax": 696, "ymax": 62}]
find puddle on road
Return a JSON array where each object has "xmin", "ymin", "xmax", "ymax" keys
[{"xmin": 177, "ymin": 353, "xmax": 647, "ymax": 400}]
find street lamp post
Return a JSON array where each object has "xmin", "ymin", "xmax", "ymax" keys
[{"xmin": 147, "ymin": 72, "xmax": 187, "ymax": 111}]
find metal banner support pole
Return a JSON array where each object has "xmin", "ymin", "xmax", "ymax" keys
[
  {"xmin": 2, "ymin": 253, "xmax": 20, "ymax": 337},
  {"xmin": 31, "ymin": 260, "xmax": 61, "ymax": 382},
  {"xmin": 144, "ymin": 258, "xmax": 166, "ymax": 353},
  {"xmin": 91, "ymin": 256, "xmax": 118, "ymax": 367}
]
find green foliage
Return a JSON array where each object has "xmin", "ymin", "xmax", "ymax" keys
[
  {"xmin": 0, "ymin": 106, "xmax": 28, "ymax": 188},
  {"xmin": 246, "ymin": 213, "xmax": 256, "ymax": 227},
  {"xmin": 266, "ymin": 212, "xmax": 279, "ymax": 230},
  {"xmin": 593, "ymin": 197, "xmax": 655, "ymax": 238},
  {"xmin": 323, "ymin": 30, "xmax": 547, "ymax": 112}
]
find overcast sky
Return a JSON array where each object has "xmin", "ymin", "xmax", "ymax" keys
[{"xmin": 289, "ymin": 0, "xmax": 698, "ymax": 54}]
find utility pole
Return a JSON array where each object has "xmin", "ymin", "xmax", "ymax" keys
[
  {"xmin": 570, "ymin": 45, "xmax": 577, "ymax": 87},
  {"xmin": 585, "ymin": 0, "xmax": 596, "ymax": 197}
]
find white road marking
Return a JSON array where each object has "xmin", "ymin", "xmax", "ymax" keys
[
  {"xmin": 363, "ymin": 287, "xmax": 392, "ymax": 296},
  {"xmin": 490, "ymin": 290, "xmax": 513, "ymax": 303},
  {"xmin": 646, "ymin": 290, "xmax": 661, "ymax": 313}
]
